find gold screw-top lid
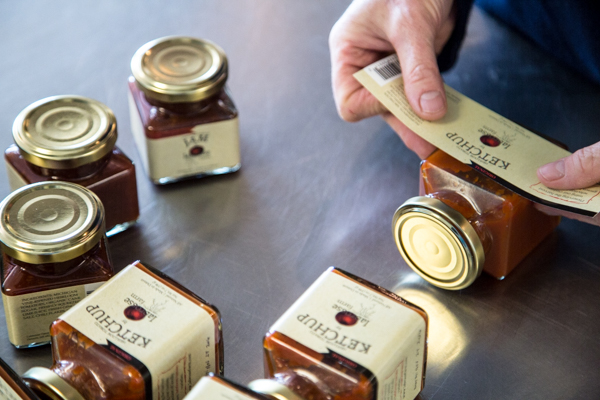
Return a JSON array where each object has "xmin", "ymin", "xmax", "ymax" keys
[
  {"xmin": 392, "ymin": 196, "xmax": 485, "ymax": 290},
  {"xmin": 12, "ymin": 95, "xmax": 117, "ymax": 170},
  {"xmin": 248, "ymin": 380, "xmax": 306, "ymax": 400},
  {"xmin": 0, "ymin": 182, "xmax": 105, "ymax": 264},
  {"xmin": 22, "ymin": 367, "xmax": 86, "ymax": 400},
  {"xmin": 131, "ymin": 36, "xmax": 228, "ymax": 103}
]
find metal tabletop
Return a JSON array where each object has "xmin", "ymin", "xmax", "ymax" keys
[{"xmin": 1, "ymin": 2, "xmax": 599, "ymax": 399}]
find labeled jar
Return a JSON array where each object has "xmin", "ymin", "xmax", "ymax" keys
[
  {"xmin": 183, "ymin": 375, "xmax": 296, "ymax": 400},
  {"xmin": 0, "ymin": 357, "xmax": 40, "ymax": 400},
  {"xmin": 22, "ymin": 260, "xmax": 224, "ymax": 400},
  {"xmin": 393, "ymin": 150, "xmax": 561, "ymax": 290},
  {"xmin": 5, "ymin": 95, "xmax": 140, "ymax": 237},
  {"xmin": 255, "ymin": 267, "xmax": 428, "ymax": 400},
  {"xmin": 128, "ymin": 36, "xmax": 241, "ymax": 184},
  {"xmin": 0, "ymin": 182, "xmax": 113, "ymax": 348}
]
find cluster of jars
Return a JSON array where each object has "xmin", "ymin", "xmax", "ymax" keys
[{"xmin": 0, "ymin": 262, "xmax": 428, "ymax": 400}]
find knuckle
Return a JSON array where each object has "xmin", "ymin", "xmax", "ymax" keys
[
  {"xmin": 404, "ymin": 63, "xmax": 439, "ymax": 85},
  {"xmin": 572, "ymin": 146, "xmax": 600, "ymax": 173}
]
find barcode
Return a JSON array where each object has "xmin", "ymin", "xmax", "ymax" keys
[{"xmin": 373, "ymin": 58, "xmax": 401, "ymax": 80}]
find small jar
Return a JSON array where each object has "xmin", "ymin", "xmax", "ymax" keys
[
  {"xmin": 256, "ymin": 267, "xmax": 428, "ymax": 400},
  {"xmin": 128, "ymin": 36, "xmax": 241, "ymax": 184},
  {"xmin": 0, "ymin": 357, "xmax": 40, "ymax": 400},
  {"xmin": 183, "ymin": 375, "xmax": 296, "ymax": 400},
  {"xmin": 0, "ymin": 182, "xmax": 113, "ymax": 348},
  {"xmin": 5, "ymin": 95, "xmax": 140, "ymax": 237},
  {"xmin": 22, "ymin": 260, "xmax": 224, "ymax": 400},
  {"xmin": 393, "ymin": 150, "xmax": 561, "ymax": 290}
]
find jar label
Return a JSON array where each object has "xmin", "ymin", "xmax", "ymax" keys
[
  {"xmin": 128, "ymin": 93, "xmax": 240, "ymax": 182},
  {"xmin": 271, "ymin": 269, "xmax": 426, "ymax": 400},
  {"xmin": 2, "ymin": 281, "xmax": 103, "ymax": 347},
  {"xmin": 186, "ymin": 377, "xmax": 259, "ymax": 400},
  {"xmin": 0, "ymin": 373, "xmax": 24, "ymax": 400},
  {"xmin": 60, "ymin": 263, "xmax": 218, "ymax": 400},
  {"xmin": 4, "ymin": 160, "xmax": 28, "ymax": 192},
  {"xmin": 355, "ymin": 54, "xmax": 600, "ymax": 217}
]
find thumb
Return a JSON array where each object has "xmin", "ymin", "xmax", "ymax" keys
[
  {"xmin": 394, "ymin": 21, "xmax": 447, "ymax": 120},
  {"xmin": 537, "ymin": 143, "xmax": 600, "ymax": 189}
]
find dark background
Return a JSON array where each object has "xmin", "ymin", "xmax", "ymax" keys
[{"xmin": 1, "ymin": 2, "xmax": 600, "ymax": 399}]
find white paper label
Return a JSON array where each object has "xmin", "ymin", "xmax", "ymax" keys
[
  {"xmin": 61, "ymin": 263, "xmax": 217, "ymax": 400},
  {"xmin": 4, "ymin": 161, "xmax": 28, "ymax": 192},
  {"xmin": 184, "ymin": 377, "xmax": 257, "ymax": 400},
  {"xmin": 2, "ymin": 281, "xmax": 104, "ymax": 347},
  {"xmin": 128, "ymin": 92, "xmax": 240, "ymax": 182},
  {"xmin": 271, "ymin": 269, "xmax": 426, "ymax": 400},
  {"xmin": 355, "ymin": 54, "xmax": 600, "ymax": 216},
  {"xmin": 0, "ymin": 374, "xmax": 24, "ymax": 400}
]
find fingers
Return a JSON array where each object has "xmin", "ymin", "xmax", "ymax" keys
[
  {"xmin": 329, "ymin": 5, "xmax": 392, "ymax": 122},
  {"xmin": 537, "ymin": 142, "xmax": 600, "ymax": 189},
  {"xmin": 389, "ymin": 6, "xmax": 448, "ymax": 120},
  {"xmin": 382, "ymin": 113, "xmax": 436, "ymax": 159}
]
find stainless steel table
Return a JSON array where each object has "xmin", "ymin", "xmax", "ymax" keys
[{"xmin": 1, "ymin": 2, "xmax": 599, "ymax": 399}]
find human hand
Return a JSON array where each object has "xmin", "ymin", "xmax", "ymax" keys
[
  {"xmin": 536, "ymin": 142, "xmax": 600, "ymax": 225},
  {"xmin": 329, "ymin": 0, "xmax": 456, "ymax": 158}
]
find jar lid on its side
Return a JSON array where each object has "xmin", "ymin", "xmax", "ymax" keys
[
  {"xmin": 22, "ymin": 367, "xmax": 85, "ymax": 400},
  {"xmin": 248, "ymin": 380, "xmax": 306, "ymax": 400},
  {"xmin": 0, "ymin": 182, "xmax": 105, "ymax": 264},
  {"xmin": 12, "ymin": 95, "xmax": 117, "ymax": 170},
  {"xmin": 392, "ymin": 196, "xmax": 485, "ymax": 290},
  {"xmin": 131, "ymin": 36, "xmax": 228, "ymax": 103}
]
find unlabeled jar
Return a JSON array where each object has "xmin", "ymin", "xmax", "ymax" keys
[
  {"xmin": 22, "ymin": 260, "xmax": 224, "ymax": 400},
  {"xmin": 5, "ymin": 95, "xmax": 140, "ymax": 236},
  {"xmin": 128, "ymin": 36, "xmax": 241, "ymax": 184},
  {"xmin": 0, "ymin": 182, "xmax": 113, "ymax": 348},
  {"xmin": 253, "ymin": 267, "xmax": 428, "ymax": 400},
  {"xmin": 393, "ymin": 150, "xmax": 561, "ymax": 290}
]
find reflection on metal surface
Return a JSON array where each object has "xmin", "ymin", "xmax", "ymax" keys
[{"xmin": 393, "ymin": 278, "xmax": 467, "ymax": 373}]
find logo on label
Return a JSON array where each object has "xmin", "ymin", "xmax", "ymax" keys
[
  {"xmin": 189, "ymin": 146, "xmax": 204, "ymax": 156},
  {"xmin": 124, "ymin": 305, "xmax": 147, "ymax": 321},
  {"xmin": 335, "ymin": 311, "xmax": 358, "ymax": 326},
  {"xmin": 479, "ymin": 135, "xmax": 500, "ymax": 147}
]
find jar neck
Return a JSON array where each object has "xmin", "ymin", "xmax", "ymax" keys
[
  {"xmin": 3, "ymin": 239, "xmax": 104, "ymax": 279},
  {"xmin": 23, "ymin": 151, "xmax": 112, "ymax": 180},
  {"xmin": 143, "ymin": 89, "xmax": 224, "ymax": 114},
  {"xmin": 425, "ymin": 191, "xmax": 492, "ymax": 255}
]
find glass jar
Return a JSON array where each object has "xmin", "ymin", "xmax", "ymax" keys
[
  {"xmin": 393, "ymin": 150, "xmax": 561, "ymax": 290},
  {"xmin": 22, "ymin": 260, "xmax": 224, "ymax": 400},
  {"xmin": 0, "ymin": 182, "xmax": 113, "ymax": 348},
  {"xmin": 0, "ymin": 357, "xmax": 40, "ymax": 400},
  {"xmin": 128, "ymin": 36, "xmax": 241, "ymax": 185},
  {"xmin": 5, "ymin": 95, "xmax": 140, "ymax": 237},
  {"xmin": 254, "ymin": 267, "xmax": 428, "ymax": 400},
  {"xmin": 183, "ymin": 375, "xmax": 296, "ymax": 400}
]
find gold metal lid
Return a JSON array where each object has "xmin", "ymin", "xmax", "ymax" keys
[
  {"xmin": 131, "ymin": 36, "xmax": 228, "ymax": 103},
  {"xmin": 392, "ymin": 196, "xmax": 484, "ymax": 290},
  {"xmin": 12, "ymin": 95, "xmax": 117, "ymax": 169},
  {"xmin": 248, "ymin": 380, "xmax": 305, "ymax": 400},
  {"xmin": 22, "ymin": 367, "xmax": 85, "ymax": 400},
  {"xmin": 0, "ymin": 182, "xmax": 105, "ymax": 264}
]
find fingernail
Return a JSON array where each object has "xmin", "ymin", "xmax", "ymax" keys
[
  {"xmin": 419, "ymin": 91, "xmax": 444, "ymax": 114},
  {"xmin": 539, "ymin": 160, "xmax": 565, "ymax": 181}
]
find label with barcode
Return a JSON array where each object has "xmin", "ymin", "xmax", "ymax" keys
[{"xmin": 363, "ymin": 54, "xmax": 402, "ymax": 86}]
